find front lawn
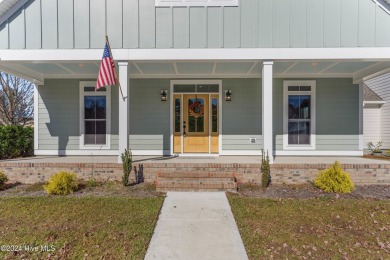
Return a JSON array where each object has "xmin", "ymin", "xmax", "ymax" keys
[
  {"xmin": 229, "ymin": 196, "xmax": 390, "ymax": 259},
  {"xmin": 0, "ymin": 196, "xmax": 164, "ymax": 259}
]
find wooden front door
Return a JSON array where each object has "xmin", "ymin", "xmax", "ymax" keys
[{"xmin": 183, "ymin": 94, "xmax": 209, "ymax": 153}]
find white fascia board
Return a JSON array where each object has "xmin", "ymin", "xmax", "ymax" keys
[{"xmin": 1, "ymin": 48, "xmax": 390, "ymax": 62}]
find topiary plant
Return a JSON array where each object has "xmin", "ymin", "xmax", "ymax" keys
[
  {"xmin": 121, "ymin": 149, "xmax": 132, "ymax": 186},
  {"xmin": 44, "ymin": 172, "xmax": 79, "ymax": 195},
  {"xmin": 0, "ymin": 171, "xmax": 8, "ymax": 190},
  {"xmin": 314, "ymin": 161, "xmax": 355, "ymax": 193},
  {"xmin": 261, "ymin": 149, "xmax": 271, "ymax": 188}
]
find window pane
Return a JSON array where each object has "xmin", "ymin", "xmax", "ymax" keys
[
  {"xmin": 300, "ymin": 86, "xmax": 311, "ymax": 91},
  {"xmin": 188, "ymin": 98, "xmax": 204, "ymax": 133},
  {"xmin": 84, "ymin": 86, "xmax": 95, "ymax": 92},
  {"xmin": 95, "ymin": 96, "xmax": 106, "ymax": 119},
  {"xmin": 288, "ymin": 122, "xmax": 299, "ymax": 145},
  {"xmin": 288, "ymin": 96, "xmax": 300, "ymax": 119},
  {"xmin": 174, "ymin": 85, "xmax": 196, "ymax": 93},
  {"xmin": 84, "ymin": 96, "xmax": 96, "ymax": 119},
  {"xmin": 96, "ymin": 121, "xmax": 106, "ymax": 145},
  {"xmin": 97, "ymin": 87, "xmax": 106, "ymax": 92},
  {"xmin": 299, "ymin": 95, "xmax": 310, "ymax": 119},
  {"xmin": 288, "ymin": 86, "xmax": 299, "ymax": 91},
  {"xmin": 197, "ymin": 84, "xmax": 219, "ymax": 93},
  {"xmin": 175, "ymin": 98, "xmax": 181, "ymax": 132},
  {"xmin": 212, "ymin": 98, "xmax": 218, "ymax": 132},
  {"xmin": 299, "ymin": 122, "xmax": 310, "ymax": 144},
  {"xmin": 85, "ymin": 121, "xmax": 96, "ymax": 145}
]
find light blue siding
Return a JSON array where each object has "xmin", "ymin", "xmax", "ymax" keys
[
  {"xmin": 173, "ymin": 7, "xmax": 189, "ymax": 48},
  {"xmin": 38, "ymin": 79, "xmax": 119, "ymax": 151},
  {"xmin": 1, "ymin": 0, "xmax": 389, "ymax": 49},
  {"xmin": 307, "ymin": 0, "xmax": 324, "ymax": 47},
  {"xmin": 207, "ymin": 7, "xmax": 223, "ymax": 48},
  {"xmin": 290, "ymin": 0, "xmax": 307, "ymax": 48},
  {"xmin": 358, "ymin": 0, "xmax": 376, "ymax": 47},
  {"xmin": 41, "ymin": 0, "xmax": 57, "ymax": 49},
  {"xmin": 139, "ymin": 0, "xmax": 156, "ymax": 48},
  {"xmin": 258, "ymin": 0, "xmax": 273, "ymax": 47},
  {"xmin": 324, "ymin": 0, "xmax": 341, "ymax": 47},
  {"xmin": 25, "ymin": 0, "xmax": 41, "ymax": 49},
  {"xmin": 90, "ymin": 0, "xmax": 106, "ymax": 49},
  {"xmin": 240, "ymin": 0, "xmax": 257, "ymax": 48},
  {"xmin": 156, "ymin": 7, "xmax": 172, "ymax": 48},
  {"xmin": 8, "ymin": 8, "xmax": 25, "ymax": 49},
  {"xmin": 58, "ymin": 0, "xmax": 74, "ymax": 49},
  {"xmin": 190, "ymin": 7, "xmax": 206, "ymax": 48},
  {"xmin": 107, "ymin": 0, "xmax": 123, "ymax": 48},
  {"xmin": 272, "ymin": 0, "xmax": 289, "ymax": 47},
  {"xmin": 273, "ymin": 78, "xmax": 359, "ymax": 151},
  {"xmin": 341, "ymin": 0, "xmax": 358, "ymax": 47},
  {"xmin": 223, "ymin": 7, "xmax": 240, "ymax": 48},
  {"xmin": 74, "ymin": 0, "xmax": 89, "ymax": 49},
  {"xmin": 123, "ymin": 0, "xmax": 139, "ymax": 48}
]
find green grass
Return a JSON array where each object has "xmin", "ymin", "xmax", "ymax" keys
[
  {"xmin": 229, "ymin": 196, "xmax": 390, "ymax": 259},
  {"xmin": 0, "ymin": 196, "xmax": 164, "ymax": 259}
]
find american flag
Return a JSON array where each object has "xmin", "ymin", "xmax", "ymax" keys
[{"xmin": 96, "ymin": 42, "xmax": 117, "ymax": 90}]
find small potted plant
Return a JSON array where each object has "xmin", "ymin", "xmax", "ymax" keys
[{"xmin": 367, "ymin": 141, "xmax": 383, "ymax": 156}]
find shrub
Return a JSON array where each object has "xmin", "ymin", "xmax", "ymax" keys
[
  {"xmin": 261, "ymin": 149, "xmax": 271, "ymax": 188},
  {"xmin": 0, "ymin": 126, "xmax": 33, "ymax": 160},
  {"xmin": 314, "ymin": 161, "xmax": 355, "ymax": 193},
  {"xmin": 44, "ymin": 172, "xmax": 79, "ymax": 195},
  {"xmin": 0, "ymin": 171, "xmax": 8, "ymax": 189},
  {"xmin": 121, "ymin": 149, "xmax": 132, "ymax": 186}
]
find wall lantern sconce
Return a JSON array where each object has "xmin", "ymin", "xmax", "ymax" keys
[
  {"xmin": 225, "ymin": 89, "xmax": 232, "ymax": 102},
  {"xmin": 160, "ymin": 90, "xmax": 168, "ymax": 101}
]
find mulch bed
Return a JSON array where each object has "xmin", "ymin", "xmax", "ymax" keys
[{"xmin": 237, "ymin": 183, "xmax": 390, "ymax": 200}]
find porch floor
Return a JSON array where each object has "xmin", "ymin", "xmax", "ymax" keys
[{"xmin": 2, "ymin": 155, "xmax": 389, "ymax": 164}]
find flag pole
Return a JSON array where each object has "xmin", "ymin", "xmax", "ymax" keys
[{"xmin": 105, "ymin": 35, "xmax": 125, "ymax": 100}]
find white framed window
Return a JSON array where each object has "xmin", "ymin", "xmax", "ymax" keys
[
  {"xmin": 79, "ymin": 81, "xmax": 111, "ymax": 149},
  {"xmin": 283, "ymin": 80, "xmax": 316, "ymax": 150},
  {"xmin": 155, "ymin": 0, "xmax": 238, "ymax": 7}
]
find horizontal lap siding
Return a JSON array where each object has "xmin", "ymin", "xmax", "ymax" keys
[
  {"xmin": 1, "ymin": 0, "xmax": 390, "ymax": 49},
  {"xmin": 38, "ymin": 79, "xmax": 119, "ymax": 150},
  {"xmin": 363, "ymin": 107, "xmax": 381, "ymax": 146},
  {"xmin": 222, "ymin": 79, "xmax": 262, "ymax": 150},
  {"xmin": 129, "ymin": 79, "xmax": 170, "ymax": 150},
  {"xmin": 273, "ymin": 78, "xmax": 359, "ymax": 151},
  {"xmin": 365, "ymin": 73, "xmax": 390, "ymax": 148}
]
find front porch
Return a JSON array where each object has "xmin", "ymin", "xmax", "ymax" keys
[{"xmin": 1, "ymin": 155, "xmax": 389, "ymax": 188}]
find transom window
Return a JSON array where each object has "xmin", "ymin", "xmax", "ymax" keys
[
  {"xmin": 79, "ymin": 82, "xmax": 111, "ymax": 149},
  {"xmin": 283, "ymin": 81, "xmax": 316, "ymax": 150}
]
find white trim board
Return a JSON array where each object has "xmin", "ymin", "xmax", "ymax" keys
[
  {"xmin": 275, "ymin": 150, "xmax": 363, "ymax": 156},
  {"xmin": 34, "ymin": 150, "xmax": 119, "ymax": 156},
  {"xmin": 33, "ymin": 84, "xmax": 39, "ymax": 151},
  {"xmin": 1, "ymin": 48, "xmax": 390, "ymax": 61}
]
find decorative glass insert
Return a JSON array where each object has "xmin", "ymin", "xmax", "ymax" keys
[
  {"xmin": 188, "ymin": 98, "xmax": 204, "ymax": 133},
  {"xmin": 212, "ymin": 98, "xmax": 218, "ymax": 132},
  {"xmin": 288, "ymin": 95, "xmax": 311, "ymax": 145},
  {"xmin": 288, "ymin": 86, "xmax": 311, "ymax": 92},
  {"xmin": 84, "ymin": 96, "xmax": 107, "ymax": 145},
  {"xmin": 174, "ymin": 98, "xmax": 181, "ymax": 133}
]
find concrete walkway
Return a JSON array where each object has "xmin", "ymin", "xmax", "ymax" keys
[{"xmin": 145, "ymin": 192, "xmax": 248, "ymax": 260}]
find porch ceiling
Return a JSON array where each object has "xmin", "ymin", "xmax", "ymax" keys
[{"xmin": 1, "ymin": 60, "xmax": 390, "ymax": 85}]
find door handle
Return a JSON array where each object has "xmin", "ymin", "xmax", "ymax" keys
[{"xmin": 183, "ymin": 121, "xmax": 186, "ymax": 137}]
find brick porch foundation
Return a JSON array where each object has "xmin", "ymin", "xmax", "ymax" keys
[{"xmin": 0, "ymin": 162, "xmax": 389, "ymax": 185}]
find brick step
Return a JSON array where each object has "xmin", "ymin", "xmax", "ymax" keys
[
  {"xmin": 157, "ymin": 172, "xmax": 236, "ymax": 178},
  {"xmin": 156, "ymin": 179, "xmax": 237, "ymax": 192}
]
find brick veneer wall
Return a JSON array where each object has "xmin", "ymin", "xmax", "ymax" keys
[{"xmin": 0, "ymin": 162, "xmax": 389, "ymax": 185}]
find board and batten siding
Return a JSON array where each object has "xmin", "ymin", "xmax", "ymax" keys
[
  {"xmin": 363, "ymin": 106, "xmax": 382, "ymax": 147},
  {"xmin": 1, "ymin": 0, "xmax": 390, "ymax": 49},
  {"xmin": 38, "ymin": 79, "xmax": 119, "ymax": 151},
  {"xmin": 365, "ymin": 73, "xmax": 390, "ymax": 148},
  {"xmin": 273, "ymin": 78, "xmax": 360, "ymax": 151}
]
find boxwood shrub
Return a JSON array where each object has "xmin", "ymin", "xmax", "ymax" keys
[{"xmin": 0, "ymin": 126, "xmax": 33, "ymax": 160}]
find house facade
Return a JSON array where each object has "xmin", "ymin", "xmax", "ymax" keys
[{"xmin": 0, "ymin": 0, "xmax": 390, "ymax": 163}]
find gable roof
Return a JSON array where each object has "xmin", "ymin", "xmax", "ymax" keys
[{"xmin": 364, "ymin": 84, "xmax": 384, "ymax": 102}]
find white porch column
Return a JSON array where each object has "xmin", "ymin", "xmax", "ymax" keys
[
  {"xmin": 262, "ymin": 61, "xmax": 274, "ymax": 163},
  {"xmin": 358, "ymin": 81, "xmax": 364, "ymax": 152},
  {"xmin": 118, "ymin": 62, "xmax": 129, "ymax": 163}
]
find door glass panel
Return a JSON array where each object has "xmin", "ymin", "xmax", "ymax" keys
[
  {"xmin": 188, "ymin": 98, "xmax": 204, "ymax": 132},
  {"xmin": 174, "ymin": 98, "xmax": 181, "ymax": 133},
  {"xmin": 212, "ymin": 98, "xmax": 218, "ymax": 132}
]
